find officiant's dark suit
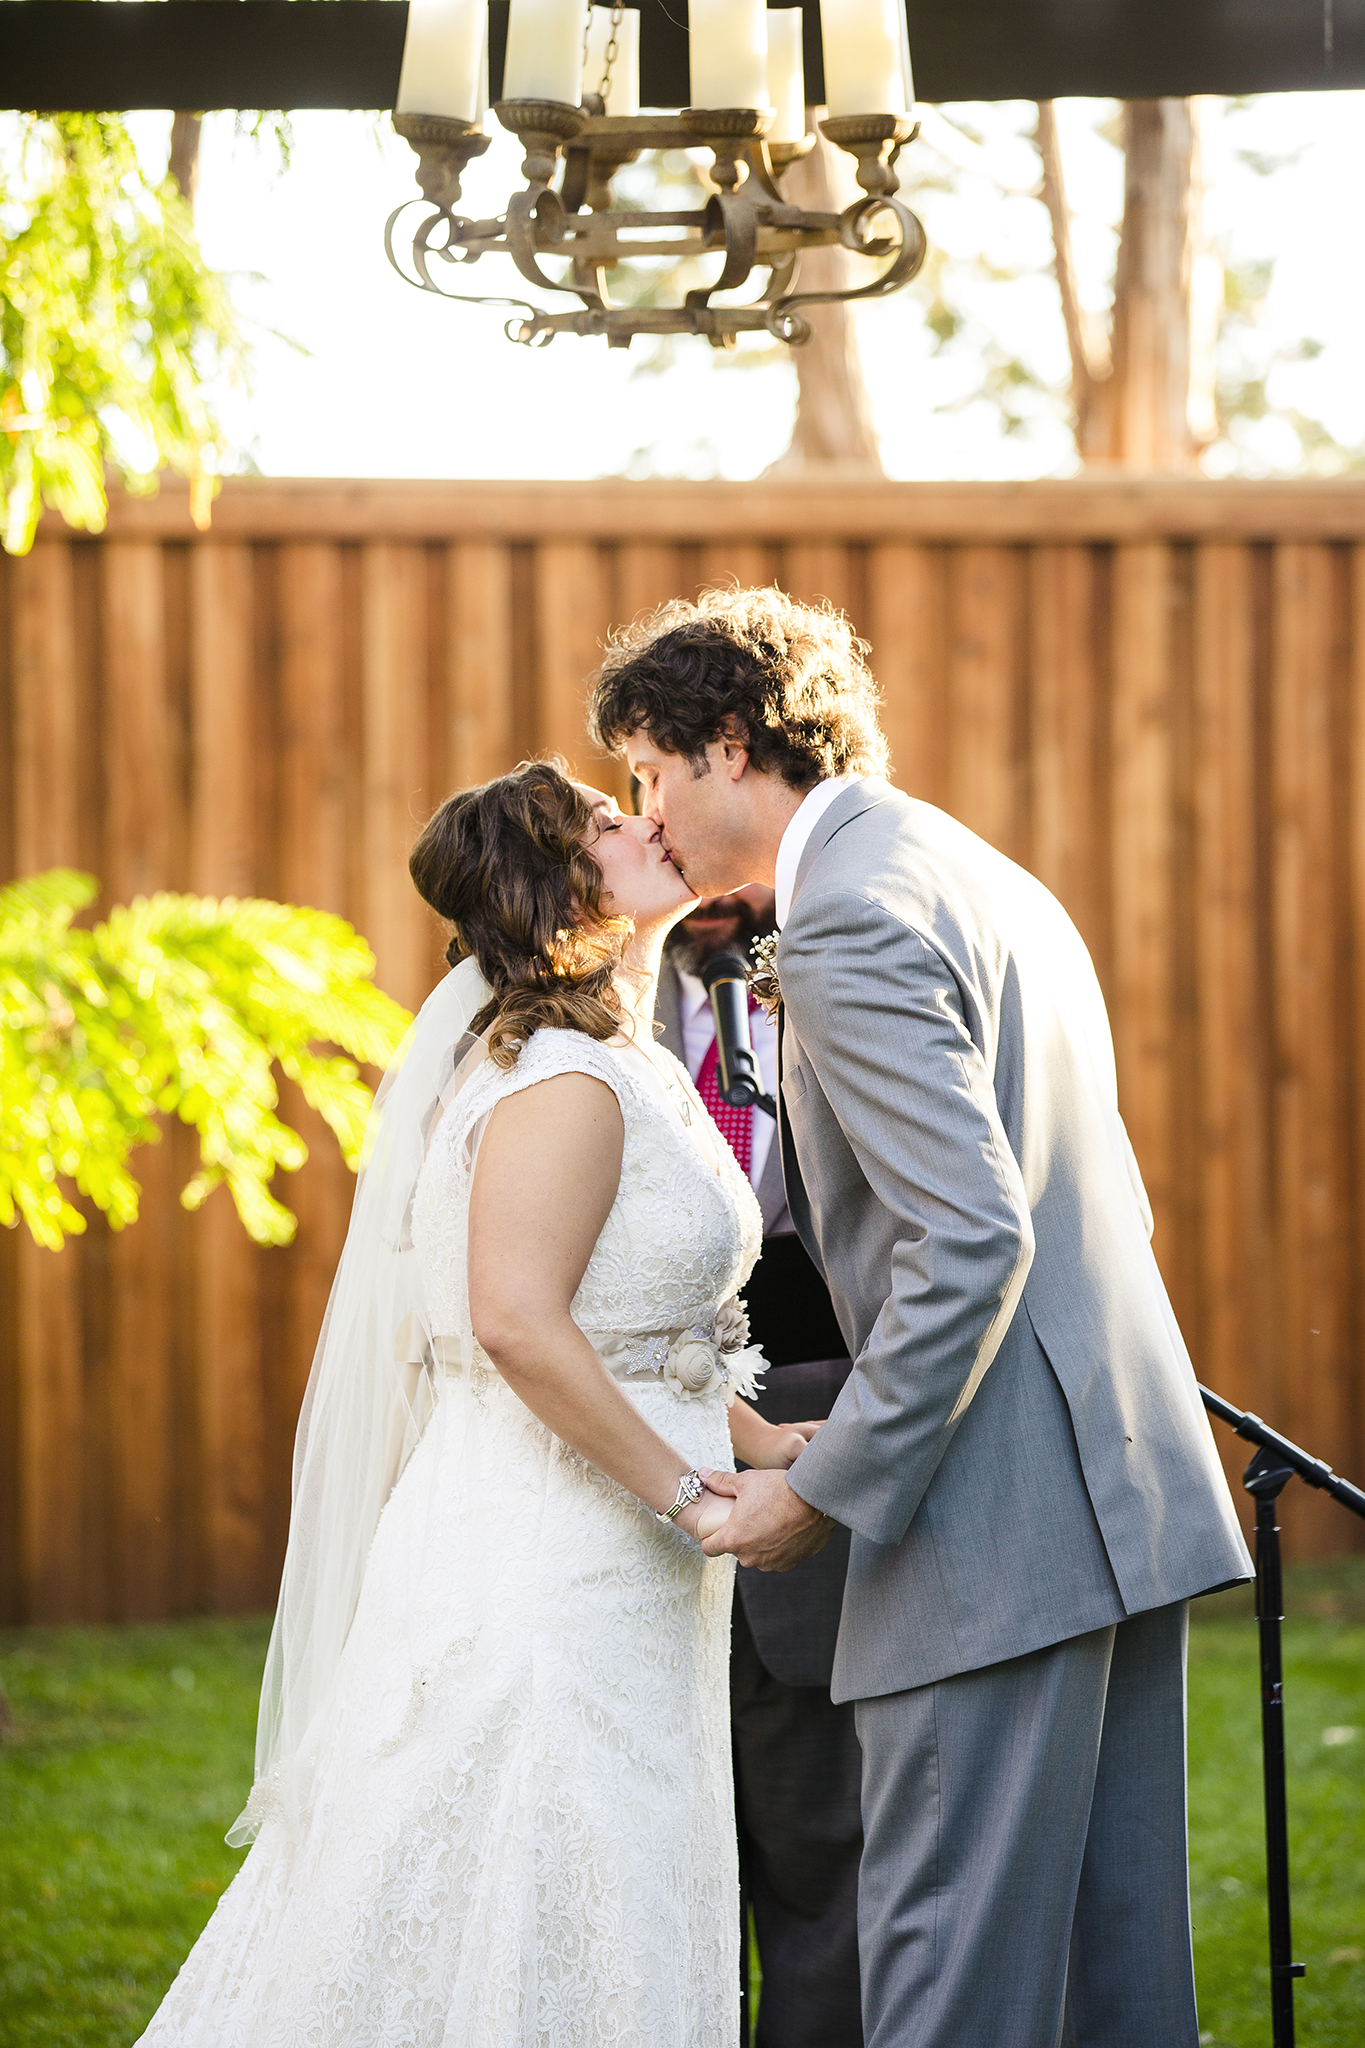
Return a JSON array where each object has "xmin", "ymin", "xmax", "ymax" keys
[{"xmin": 657, "ymin": 943, "xmax": 864, "ymax": 2048}]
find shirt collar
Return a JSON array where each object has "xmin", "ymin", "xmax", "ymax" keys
[
  {"xmin": 774, "ymin": 775, "xmax": 858, "ymax": 927},
  {"xmin": 677, "ymin": 970, "xmax": 712, "ymax": 1024}
]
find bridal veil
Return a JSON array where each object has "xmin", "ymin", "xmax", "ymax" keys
[{"xmin": 229, "ymin": 957, "xmax": 491, "ymax": 1846}]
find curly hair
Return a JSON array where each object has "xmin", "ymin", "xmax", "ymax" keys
[
  {"xmin": 408, "ymin": 760, "xmax": 630, "ymax": 1068},
  {"xmin": 587, "ymin": 585, "xmax": 889, "ymax": 789}
]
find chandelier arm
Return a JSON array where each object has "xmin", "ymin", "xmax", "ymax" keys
[
  {"xmin": 504, "ymin": 187, "xmax": 585, "ymax": 298},
  {"xmin": 412, "ymin": 207, "xmax": 487, "ymax": 288},
  {"xmin": 560, "ymin": 145, "xmax": 591, "ymax": 216},
  {"xmin": 743, "ymin": 138, "xmax": 815, "ymax": 210},
  {"xmin": 761, "ymin": 250, "xmax": 799, "ymax": 303},
  {"xmin": 684, "ymin": 192, "xmax": 759, "ymax": 311},
  {"xmin": 769, "ymin": 196, "xmax": 926, "ymax": 319},
  {"xmin": 392, "ymin": 246, "xmax": 543, "ymax": 323},
  {"xmin": 386, "ymin": 201, "xmax": 491, "ymax": 293},
  {"xmin": 385, "ymin": 197, "xmax": 437, "ymax": 288}
]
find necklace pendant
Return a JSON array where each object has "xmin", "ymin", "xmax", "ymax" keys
[{"xmin": 680, "ymin": 1099, "xmax": 692, "ymax": 1124}]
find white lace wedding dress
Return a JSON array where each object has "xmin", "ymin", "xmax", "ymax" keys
[{"xmin": 137, "ymin": 1028, "xmax": 763, "ymax": 2048}]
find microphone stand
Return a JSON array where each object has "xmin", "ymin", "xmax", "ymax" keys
[{"xmin": 1199, "ymin": 1387, "xmax": 1365, "ymax": 2048}]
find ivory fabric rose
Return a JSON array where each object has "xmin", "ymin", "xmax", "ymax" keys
[
  {"xmin": 663, "ymin": 1337, "xmax": 723, "ymax": 1399},
  {"xmin": 713, "ymin": 1299, "xmax": 750, "ymax": 1354}
]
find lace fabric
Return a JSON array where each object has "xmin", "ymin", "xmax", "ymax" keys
[{"xmin": 137, "ymin": 1027, "xmax": 761, "ymax": 2048}]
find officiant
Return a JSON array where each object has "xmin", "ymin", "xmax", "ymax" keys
[{"xmin": 656, "ymin": 887, "xmax": 863, "ymax": 2048}]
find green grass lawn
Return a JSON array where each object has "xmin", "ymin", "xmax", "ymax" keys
[{"xmin": 1, "ymin": 1569, "xmax": 1362, "ymax": 2048}]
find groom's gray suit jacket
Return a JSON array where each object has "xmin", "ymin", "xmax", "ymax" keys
[{"xmin": 780, "ymin": 779, "xmax": 1252, "ymax": 1706}]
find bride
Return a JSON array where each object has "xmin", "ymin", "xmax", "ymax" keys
[{"xmin": 136, "ymin": 759, "xmax": 819, "ymax": 2048}]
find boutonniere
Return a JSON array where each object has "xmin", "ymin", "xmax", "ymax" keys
[{"xmin": 749, "ymin": 932, "xmax": 782, "ymax": 1021}]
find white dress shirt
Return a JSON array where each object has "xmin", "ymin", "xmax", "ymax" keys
[
  {"xmin": 676, "ymin": 969, "xmax": 778, "ymax": 1194},
  {"xmin": 774, "ymin": 774, "xmax": 859, "ymax": 927}
]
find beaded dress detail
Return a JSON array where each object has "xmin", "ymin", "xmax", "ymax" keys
[{"xmin": 136, "ymin": 1028, "xmax": 762, "ymax": 2048}]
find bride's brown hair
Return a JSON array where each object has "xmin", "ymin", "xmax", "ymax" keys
[{"xmin": 409, "ymin": 759, "xmax": 631, "ymax": 1068}]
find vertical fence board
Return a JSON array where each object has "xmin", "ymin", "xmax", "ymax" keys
[
  {"xmin": 698, "ymin": 543, "xmax": 774, "ymax": 595},
  {"xmin": 1193, "ymin": 544, "xmax": 1271, "ymax": 1514},
  {"xmin": 1110, "ymin": 544, "xmax": 1177, "ymax": 1263},
  {"xmin": 615, "ymin": 543, "xmax": 686, "ymax": 634},
  {"xmin": 11, "ymin": 545, "xmax": 86, "ymax": 1621},
  {"xmin": 189, "ymin": 544, "xmax": 266, "ymax": 1610},
  {"xmin": 101, "ymin": 542, "xmax": 179, "ymax": 1618},
  {"xmin": 780, "ymin": 544, "xmax": 855, "ymax": 615},
  {"xmin": 865, "ymin": 545, "xmax": 947, "ymax": 803},
  {"xmin": 534, "ymin": 542, "xmax": 617, "ymax": 791},
  {"xmin": 1271, "ymin": 545, "xmax": 1351, "ymax": 1553},
  {"xmin": 361, "ymin": 545, "xmax": 433, "ymax": 1013},
  {"xmin": 946, "ymin": 547, "xmax": 1026, "ymax": 861},
  {"xmin": 447, "ymin": 542, "xmax": 515, "ymax": 791},
  {"xmin": 271, "ymin": 544, "xmax": 354, "ymax": 1584},
  {"xmin": 1030, "ymin": 547, "xmax": 1105, "ymax": 962}
]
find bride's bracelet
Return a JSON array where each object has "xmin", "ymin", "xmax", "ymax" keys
[{"xmin": 657, "ymin": 1470, "xmax": 705, "ymax": 1525}]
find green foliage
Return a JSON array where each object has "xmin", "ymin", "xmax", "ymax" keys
[
  {"xmin": 0, "ymin": 114, "xmax": 242, "ymax": 556},
  {"xmin": 0, "ymin": 1617, "xmax": 268, "ymax": 2047},
  {"xmin": 0, "ymin": 870, "xmax": 411, "ymax": 1251}
]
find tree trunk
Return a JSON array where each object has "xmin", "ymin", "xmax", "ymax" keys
[
  {"xmin": 1039, "ymin": 98, "xmax": 1218, "ymax": 473},
  {"xmin": 765, "ymin": 115, "xmax": 883, "ymax": 474},
  {"xmin": 169, "ymin": 112, "xmax": 203, "ymax": 211}
]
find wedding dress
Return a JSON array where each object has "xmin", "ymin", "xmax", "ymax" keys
[{"xmin": 137, "ymin": 1025, "xmax": 763, "ymax": 2048}]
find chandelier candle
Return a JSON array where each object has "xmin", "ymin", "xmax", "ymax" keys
[
  {"xmin": 688, "ymin": 0, "xmax": 771, "ymax": 112},
  {"xmin": 766, "ymin": 11, "xmax": 807, "ymax": 145},
  {"xmin": 820, "ymin": 0, "xmax": 911, "ymax": 116},
  {"xmin": 395, "ymin": 0, "xmax": 487, "ymax": 122},
  {"xmin": 503, "ymin": 0, "xmax": 585, "ymax": 106},
  {"xmin": 583, "ymin": 5, "xmax": 640, "ymax": 116}
]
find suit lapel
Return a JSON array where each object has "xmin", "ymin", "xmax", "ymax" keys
[
  {"xmin": 654, "ymin": 958, "xmax": 686, "ymax": 1060},
  {"xmin": 788, "ymin": 776, "xmax": 893, "ymax": 914},
  {"xmin": 773, "ymin": 781, "xmax": 891, "ymax": 1272}
]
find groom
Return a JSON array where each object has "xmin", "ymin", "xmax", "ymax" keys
[{"xmin": 589, "ymin": 588, "xmax": 1253, "ymax": 2048}]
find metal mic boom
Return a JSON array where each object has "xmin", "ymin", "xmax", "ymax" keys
[{"xmin": 700, "ymin": 950, "xmax": 777, "ymax": 1119}]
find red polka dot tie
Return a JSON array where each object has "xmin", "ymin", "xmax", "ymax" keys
[{"xmin": 697, "ymin": 1029, "xmax": 754, "ymax": 1177}]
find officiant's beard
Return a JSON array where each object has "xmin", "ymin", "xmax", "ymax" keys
[{"xmin": 666, "ymin": 896, "xmax": 777, "ymax": 979}]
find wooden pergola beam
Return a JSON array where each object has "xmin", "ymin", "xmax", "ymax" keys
[{"xmin": 1, "ymin": 0, "xmax": 1359, "ymax": 115}]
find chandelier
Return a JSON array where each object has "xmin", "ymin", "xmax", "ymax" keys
[{"xmin": 385, "ymin": 1, "xmax": 927, "ymax": 350}]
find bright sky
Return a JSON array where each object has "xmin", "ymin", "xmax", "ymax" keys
[{"xmin": 116, "ymin": 89, "xmax": 1365, "ymax": 482}]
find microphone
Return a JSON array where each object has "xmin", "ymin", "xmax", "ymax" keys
[{"xmin": 700, "ymin": 950, "xmax": 777, "ymax": 1120}]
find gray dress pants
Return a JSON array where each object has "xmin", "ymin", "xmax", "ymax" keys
[
  {"xmin": 855, "ymin": 1601, "xmax": 1198, "ymax": 2048},
  {"xmin": 732, "ymin": 1599, "xmax": 865, "ymax": 2048}
]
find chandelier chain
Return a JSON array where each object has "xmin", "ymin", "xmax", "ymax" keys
[{"xmin": 598, "ymin": 3, "xmax": 625, "ymax": 105}]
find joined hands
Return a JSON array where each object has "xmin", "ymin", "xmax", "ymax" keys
[{"xmin": 676, "ymin": 1419, "xmax": 836, "ymax": 1569}]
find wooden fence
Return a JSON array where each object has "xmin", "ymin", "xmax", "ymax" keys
[{"xmin": 3, "ymin": 475, "xmax": 1365, "ymax": 1623}]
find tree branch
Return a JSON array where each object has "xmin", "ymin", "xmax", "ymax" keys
[
  {"xmin": 168, "ymin": 110, "xmax": 202, "ymax": 210},
  {"xmin": 1034, "ymin": 100, "xmax": 1111, "ymax": 404}
]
